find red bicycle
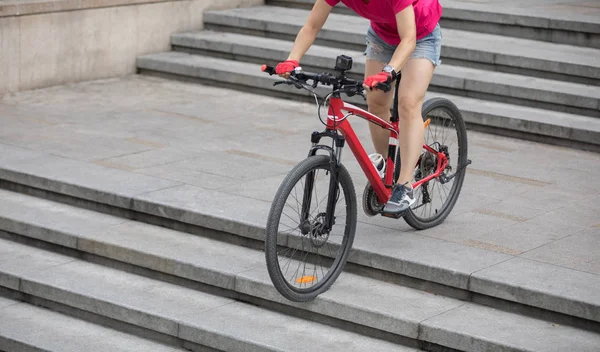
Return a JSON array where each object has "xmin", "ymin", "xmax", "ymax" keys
[{"xmin": 262, "ymin": 55, "xmax": 471, "ymax": 302}]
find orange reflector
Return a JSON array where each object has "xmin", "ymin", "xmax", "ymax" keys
[
  {"xmin": 295, "ymin": 276, "xmax": 317, "ymax": 284},
  {"xmin": 424, "ymin": 118, "xmax": 431, "ymax": 129},
  {"xmin": 261, "ymin": 64, "xmax": 267, "ymax": 72}
]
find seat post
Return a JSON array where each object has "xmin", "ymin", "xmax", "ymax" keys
[{"xmin": 390, "ymin": 75, "xmax": 401, "ymax": 123}]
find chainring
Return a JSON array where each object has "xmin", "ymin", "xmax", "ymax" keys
[{"xmin": 362, "ymin": 182, "xmax": 384, "ymax": 217}]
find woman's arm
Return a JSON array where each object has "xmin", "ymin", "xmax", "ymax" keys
[
  {"xmin": 287, "ymin": 0, "xmax": 334, "ymax": 61},
  {"xmin": 387, "ymin": 5, "xmax": 417, "ymax": 72}
]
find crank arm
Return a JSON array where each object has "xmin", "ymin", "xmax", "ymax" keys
[
  {"xmin": 411, "ymin": 202, "xmax": 427, "ymax": 210},
  {"xmin": 439, "ymin": 159, "xmax": 472, "ymax": 184}
]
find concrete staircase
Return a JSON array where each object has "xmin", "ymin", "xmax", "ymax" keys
[
  {"xmin": 136, "ymin": 2, "xmax": 600, "ymax": 152},
  {"xmin": 1, "ymin": 138, "xmax": 600, "ymax": 351},
  {"xmin": 2, "ymin": 2, "xmax": 600, "ymax": 352}
]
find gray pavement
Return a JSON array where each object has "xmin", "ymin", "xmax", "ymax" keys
[{"xmin": 1, "ymin": 75, "xmax": 598, "ymax": 274}]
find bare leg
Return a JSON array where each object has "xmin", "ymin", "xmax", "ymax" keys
[
  {"xmin": 396, "ymin": 58, "xmax": 435, "ymax": 186},
  {"xmin": 364, "ymin": 59, "xmax": 393, "ymax": 157}
]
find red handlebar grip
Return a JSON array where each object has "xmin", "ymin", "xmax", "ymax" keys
[{"xmin": 261, "ymin": 65, "xmax": 277, "ymax": 75}]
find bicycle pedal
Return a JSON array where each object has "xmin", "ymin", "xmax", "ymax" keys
[{"xmin": 380, "ymin": 211, "xmax": 405, "ymax": 219}]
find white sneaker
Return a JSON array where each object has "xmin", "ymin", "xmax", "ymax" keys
[
  {"xmin": 369, "ymin": 153, "xmax": 385, "ymax": 178},
  {"xmin": 383, "ymin": 183, "xmax": 415, "ymax": 215}
]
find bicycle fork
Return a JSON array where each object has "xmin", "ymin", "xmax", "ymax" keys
[{"xmin": 299, "ymin": 130, "xmax": 346, "ymax": 234}]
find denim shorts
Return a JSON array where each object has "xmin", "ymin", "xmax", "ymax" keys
[{"xmin": 365, "ymin": 23, "xmax": 442, "ymax": 67}]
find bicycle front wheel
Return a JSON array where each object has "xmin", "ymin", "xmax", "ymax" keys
[{"xmin": 265, "ymin": 155, "xmax": 357, "ymax": 302}]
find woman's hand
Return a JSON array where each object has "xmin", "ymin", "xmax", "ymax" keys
[
  {"xmin": 275, "ymin": 60, "xmax": 300, "ymax": 78},
  {"xmin": 363, "ymin": 71, "xmax": 393, "ymax": 91}
]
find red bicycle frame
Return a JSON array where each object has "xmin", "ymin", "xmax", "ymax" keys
[{"xmin": 327, "ymin": 97, "xmax": 449, "ymax": 204}]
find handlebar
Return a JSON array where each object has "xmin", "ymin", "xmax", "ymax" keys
[
  {"xmin": 261, "ymin": 65, "xmax": 340, "ymax": 86},
  {"xmin": 261, "ymin": 64, "xmax": 392, "ymax": 95},
  {"xmin": 260, "ymin": 64, "xmax": 277, "ymax": 76}
]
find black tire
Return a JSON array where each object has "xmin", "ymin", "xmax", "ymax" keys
[
  {"xmin": 401, "ymin": 97, "xmax": 468, "ymax": 230},
  {"xmin": 265, "ymin": 155, "xmax": 357, "ymax": 302}
]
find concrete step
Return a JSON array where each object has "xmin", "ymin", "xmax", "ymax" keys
[
  {"xmin": 0, "ymin": 297, "xmax": 184, "ymax": 352},
  {"xmin": 0, "ymin": 189, "xmax": 460, "ymax": 345},
  {"xmin": 136, "ymin": 51, "xmax": 600, "ymax": 150},
  {"xmin": 203, "ymin": 6, "xmax": 600, "ymax": 86},
  {"xmin": 171, "ymin": 30, "xmax": 600, "ymax": 118},
  {"xmin": 1, "ymin": 199, "xmax": 600, "ymax": 351},
  {"xmin": 0, "ymin": 238, "xmax": 415, "ymax": 352},
  {"xmin": 1, "ymin": 156, "xmax": 600, "ymax": 328},
  {"xmin": 266, "ymin": 0, "xmax": 600, "ymax": 48}
]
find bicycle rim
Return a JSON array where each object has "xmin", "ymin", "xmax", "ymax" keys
[
  {"xmin": 265, "ymin": 155, "xmax": 356, "ymax": 302},
  {"xmin": 405, "ymin": 98, "xmax": 468, "ymax": 229}
]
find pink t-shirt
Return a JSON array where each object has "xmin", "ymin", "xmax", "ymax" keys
[{"xmin": 324, "ymin": 0, "xmax": 442, "ymax": 45}]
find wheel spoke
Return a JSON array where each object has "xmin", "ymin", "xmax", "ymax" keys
[
  {"xmin": 266, "ymin": 158, "xmax": 354, "ymax": 299},
  {"xmin": 279, "ymin": 223, "xmax": 300, "ymax": 234},
  {"xmin": 281, "ymin": 211, "xmax": 300, "ymax": 227},
  {"xmin": 405, "ymin": 102, "xmax": 466, "ymax": 226}
]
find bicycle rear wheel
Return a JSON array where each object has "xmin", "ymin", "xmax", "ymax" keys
[
  {"xmin": 403, "ymin": 97, "xmax": 468, "ymax": 230},
  {"xmin": 265, "ymin": 155, "xmax": 357, "ymax": 302}
]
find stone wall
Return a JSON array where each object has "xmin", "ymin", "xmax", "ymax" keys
[{"xmin": 0, "ymin": 0, "xmax": 264, "ymax": 94}]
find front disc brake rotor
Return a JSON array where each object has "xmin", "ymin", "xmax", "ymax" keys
[{"xmin": 309, "ymin": 212, "xmax": 330, "ymax": 248}]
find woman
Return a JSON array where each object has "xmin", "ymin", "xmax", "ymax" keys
[{"xmin": 275, "ymin": 0, "xmax": 442, "ymax": 215}]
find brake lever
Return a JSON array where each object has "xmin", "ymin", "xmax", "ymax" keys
[
  {"xmin": 375, "ymin": 82, "xmax": 392, "ymax": 93},
  {"xmin": 273, "ymin": 79, "xmax": 302, "ymax": 89},
  {"xmin": 272, "ymin": 75, "xmax": 322, "ymax": 99},
  {"xmin": 292, "ymin": 81, "xmax": 305, "ymax": 89}
]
